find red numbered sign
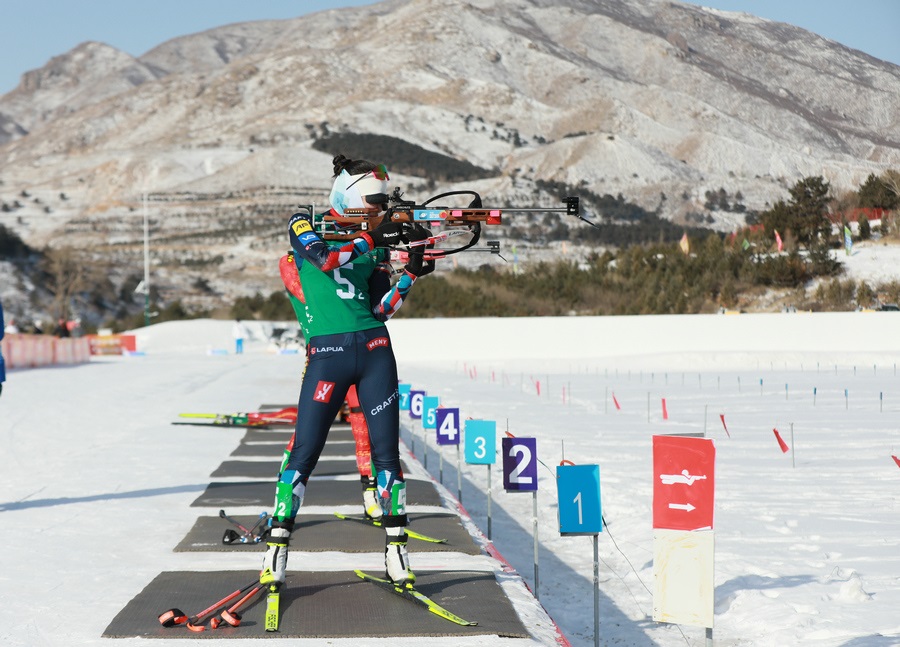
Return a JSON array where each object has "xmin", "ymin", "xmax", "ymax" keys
[{"xmin": 652, "ymin": 435, "xmax": 715, "ymax": 531}]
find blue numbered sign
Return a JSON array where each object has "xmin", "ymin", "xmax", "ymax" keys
[
  {"xmin": 398, "ymin": 383, "xmax": 411, "ymax": 411},
  {"xmin": 501, "ymin": 437, "xmax": 538, "ymax": 492},
  {"xmin": 409, "ymin": 390, "xmax": 425, "ymax": 420},
  {"xmin": 465, "ymin": 420, "xmax": 496, "ymax": 464},
  {"xmin": 556, "ymin": 464, "xmax": 602, "ymax": 535},
  {"xmin": 435, "ymin": 408, "xmax": 460, "ymax": 445},
  {"xmin": 422, "ymin": 396, "xmax": 440, "ymax": 429}
]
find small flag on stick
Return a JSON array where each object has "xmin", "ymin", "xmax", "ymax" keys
[
  {"xmin": 892, "ymin": 455, "xmax": 900, "ymax": 469},
  {"xmin": 773, "ymin": 428, "xmax": 789, "ymax": 453},
  {"xmin": 774, "ymin": 229, "xmax": 784, "ymax": 252},
  {"xmin": 661, "ymin": 398, "xmax": 669, "ymax": 420},
  {"xmin": 679, "ymin": 233, "xmax": 690, "ymax": 255},
  {"xmin": 720, "ymin": 414, "xmax": 730, "ymax": 438},
  {"xmin": 612, "ymin": 392, "xmax": 621, "ymax": 410}
]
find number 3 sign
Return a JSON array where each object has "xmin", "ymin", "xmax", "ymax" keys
[{"xmin": 502, "ymin": 437, "xmax": 538, "ymax": 491}]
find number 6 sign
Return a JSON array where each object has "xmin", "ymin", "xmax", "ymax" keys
[
  {"xmin": 408, "ymin": 390, "xmax": 425, "ymax": 420},
  {"xmin": 502, "ymin": 437, "xmax": 538, "ymax": 491},
  {"xmin": 556, "ymin": 464, "xmax": 602, "ymax": 535}
]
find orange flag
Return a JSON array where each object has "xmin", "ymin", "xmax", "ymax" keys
[{"xmin": 773, "ymin": 428, "xmax": 789, "ymax": 453}]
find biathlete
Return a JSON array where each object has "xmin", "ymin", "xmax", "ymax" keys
[{"xmin": 260, "ymin": 154, "xmax": 432, "ymax": 590}]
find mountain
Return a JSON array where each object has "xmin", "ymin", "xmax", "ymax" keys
[{"xmin": 0, "ymin": 0, "xmax": 898, "ymax": 324}]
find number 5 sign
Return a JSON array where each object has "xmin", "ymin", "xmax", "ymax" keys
[
  {"xmin": 502, "ymin": 437, "xmax": 538, "ymax": 491},
  {"xmin": 435, "ymin": 408, "xmax": 460, "ymax": 445},
  {"xmin": 556, "ymin": 464, "xmax": 602, "ymax": 535}
]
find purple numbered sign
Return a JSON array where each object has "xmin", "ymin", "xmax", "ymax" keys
[
  {"xmin": 435, "ymin": 407, "xmax": 460, "ymax": 445},
  {"xmin": 502, "ymin": 437, "xmax": 538, "ymax": 491}
]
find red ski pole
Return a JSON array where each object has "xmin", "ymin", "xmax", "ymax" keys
[{"xmin": 214, "ymin": 584, "xmax": 265, "ymax": 628}]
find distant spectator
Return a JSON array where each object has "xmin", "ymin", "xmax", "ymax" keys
[
  {"xmin": 31, "ymin": 320, "xmax": 44, "ymax": 335},
  {"xmin": 4, "ymin": 317, "xmax": 19, "ymax": 334},
  {"xmin": 53, "ymin": 319, "xmax": 70, "ymax": 338},
  {"xmin": 232, "ymin": 319, "xmax": 247, "ymax": 354},
  {"xmin": 0, "ymin": 299, "xmax": 6, "ymax": 397}
]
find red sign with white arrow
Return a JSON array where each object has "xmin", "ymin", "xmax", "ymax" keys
[{"xmin": 653, "ymin": 435, "xmax": 715, "ymax": 531}]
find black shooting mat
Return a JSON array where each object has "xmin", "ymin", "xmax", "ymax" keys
[
  {"xmin": 190, "ymin": 478, "xmax": 443, "ymax": 508},
  {"xmin": 240, "ymin": 429, "xmax": 294, "ymax": 444},
  {"xmin": 174, "ymin": 512, "xmax": 479, "ymax": 554},
  {"xmin": 103, "ymin": 569, "xmax": 530, "ymax": 639},
  {"xmin": 230, "ymin": 439, "xmax": 356, "ymax": 458},
  {"xmin": 211, "ymin": 457, "xmax": 411, "ymax": 479}
]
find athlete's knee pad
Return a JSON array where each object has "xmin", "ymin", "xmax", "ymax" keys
[
  {"xmin": 273, "ymin": 469, "xmax": 306, "ymax": 522},
  {"xmin": 376, "ymin": 469, "xmax": 407, "ymax": 520}
]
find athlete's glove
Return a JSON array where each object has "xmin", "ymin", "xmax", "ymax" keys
[
  {"xmin": 404, "ymin": 225, "xmax": 431, "ymax": 277},
  {"xmin": 366, "ymin": 221, "xmax": 406, "ymax": 248}
]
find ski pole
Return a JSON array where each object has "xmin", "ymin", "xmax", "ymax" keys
[
  {"xmin": 220, "ymin": 509, "xmax": 253, "ymax": 535},
  {"xmin": 215, "ymin": 584, "xmax": 265, "ymax": 628},
  {"xmin": 158, "ymin": 579, "xmax": 257, "ymax": 631}
]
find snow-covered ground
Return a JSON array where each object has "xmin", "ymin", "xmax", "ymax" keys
[{"xmin": 1, "ymin": 313, "xmax": 899, "ymax": 647}]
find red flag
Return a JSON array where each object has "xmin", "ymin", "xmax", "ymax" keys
[
  {"xmin": 773, "ymin": 428, "xmax": 789, "ymax": 453},
  {"xmin": 775, "ymin": 229, "xmax": 784, "ymax": 252},
  {"xmin": 720, "ymin": 414, "xmax": 730, "ymax": 438},
  {"xmin": 661, "ymin": 398, "xmax": 668, "ymax": 420},
  {"xmin": 892, "ymin": 455, "xmax": 900, "ymax": 468},
  {"xmin": 612, "ymin": 392, "xmax": 621, "ymax": 410}
]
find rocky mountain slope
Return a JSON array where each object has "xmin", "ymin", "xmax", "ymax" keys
[{"xmin": 0, "ymin": 0, "xmax": 898, "ymax": 323}]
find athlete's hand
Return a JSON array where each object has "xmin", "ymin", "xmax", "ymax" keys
[
  {"xmin": 366, "ymin": 222, "xmax": 405, "ymax": 248},
  {"xmin": 404, "ymin": 225, "xmax": 431, "ymax": 277}
]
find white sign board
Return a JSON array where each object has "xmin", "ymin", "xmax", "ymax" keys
[{"xmin": 652, "ymin": 529, "xmax": 714, "ymax": 628}]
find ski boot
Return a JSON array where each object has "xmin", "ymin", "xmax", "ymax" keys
[{"xmin": 384, "ymin": 525, "xmax": 415, "ymax": 587}]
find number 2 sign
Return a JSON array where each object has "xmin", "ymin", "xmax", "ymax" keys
[{"xmin": 502, "ymin": 437, "xmax": 538, "ymax": 491}]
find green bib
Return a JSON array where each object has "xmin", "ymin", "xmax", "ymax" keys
[{"xmin": 298, "ymin": 250, "xmax": 386, "ymax": 337}]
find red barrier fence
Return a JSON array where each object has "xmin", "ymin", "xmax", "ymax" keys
[{"xmin": 0, "ymin": 334, "xmax": 95, "ymax": 369}]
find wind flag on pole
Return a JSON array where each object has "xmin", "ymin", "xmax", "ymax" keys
[
  {"xmin": 720, "ymin": 414, "xmax": 730, "ymax": 438},
  {"xmin": 773, "ymin": 428, "xmax": 789, "ymax": 453},
  {"xmin": 612, "ymin": 392, "xmax": 621, "ymax": 410},
  {"xmin": 679, "ymin": 232, "xmax": 690, "ymax": 255},
  {"xmin": 774, "ymin": 230, "xmax": 784, "ymax": 252},
  {"xmin": 892, "ymin": 454, "xmax": 900, "ymax": 469},
  {"xmin": 844, "ymin": 226, "xmax": 853, "ymax": 256},
  {"xmin": 741, "ymin": 238, "xmax": 750, "ymax": 251}
]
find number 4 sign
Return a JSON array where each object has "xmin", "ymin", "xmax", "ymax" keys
[
  {"xmin": 502, "ymin": 437, "xmax": 538, "ymax": 491},
  {"xmin": 435, "ymin": 408, "xmax": 460, "ymax": 445},
  {"xmin": 557, "ymin": 464, "xmax": 602, "ymax": 535}
]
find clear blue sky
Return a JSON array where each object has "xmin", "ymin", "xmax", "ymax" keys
[{"xmin": 0, "ymin": 1, "xmax": 897, "ymax": 96}]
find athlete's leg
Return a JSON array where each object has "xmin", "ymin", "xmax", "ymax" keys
[
  {"xmin": 354, "ymin": 328, "xmax": 412, "ymax": 585},
  {"xmin": 261, "ymin": 335, "xmax": 353, "ymax": 586}
]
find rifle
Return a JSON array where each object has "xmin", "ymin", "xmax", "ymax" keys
[{"xmin": 311, "ymin": 188, "xmax": 598, "ymax": 259}]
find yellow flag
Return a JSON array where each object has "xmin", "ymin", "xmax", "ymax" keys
[{"xmin": 679, "ymin": 233, "xmax": 690, "ymax": 255}]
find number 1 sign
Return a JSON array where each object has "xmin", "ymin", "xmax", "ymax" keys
[
  {"xmin": 557, "ymin": 464, "xmax": 602, "ymax": 535},
  {"xmin": 502, "ymin": 437, "xmax": 538, "ymax": 492}
]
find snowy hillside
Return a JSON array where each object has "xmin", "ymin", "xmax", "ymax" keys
[{"xmin": 0, "ymin": 0, "xmax": 899, "ymax": 318}]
